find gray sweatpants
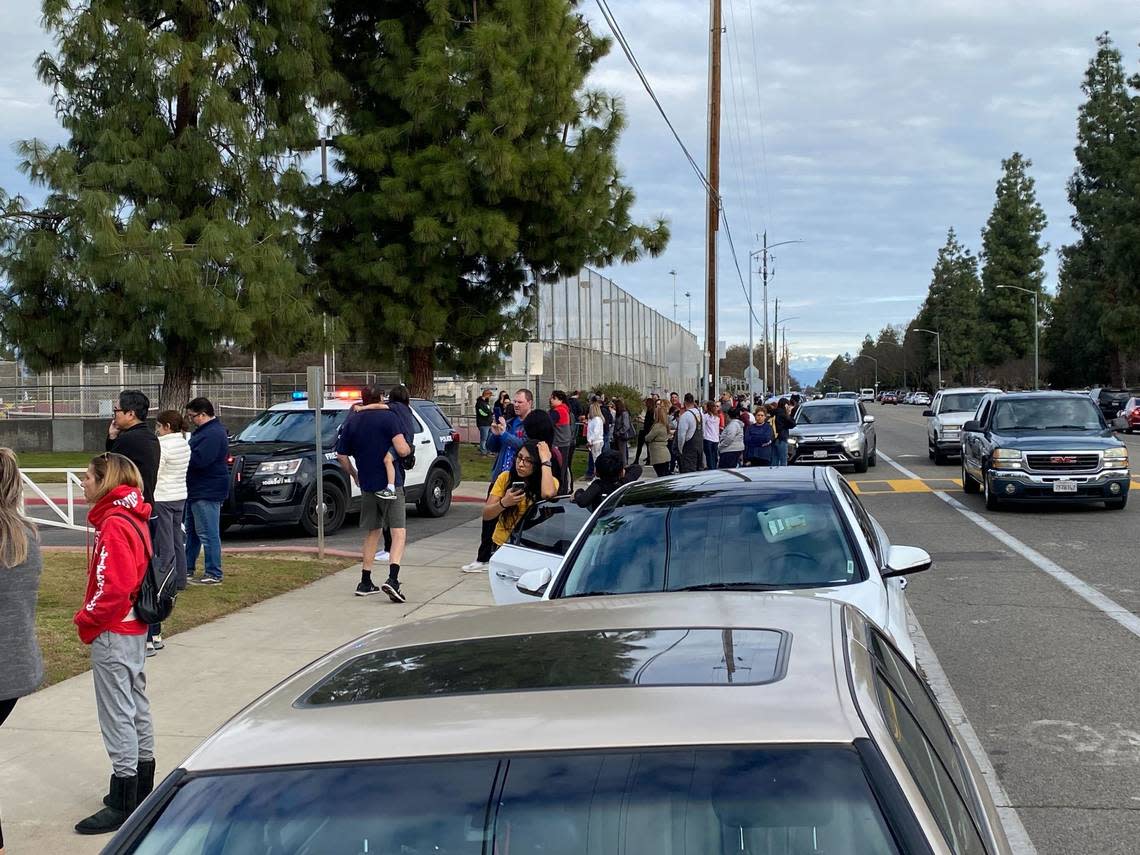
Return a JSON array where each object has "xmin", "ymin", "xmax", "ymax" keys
[
  {"xmin": 92, "ymin": 631, "xmax": 154, "ymax": 776},
  {"xmin": 154, "ymin": 499, "xmax": 187, "ymax": 590}
]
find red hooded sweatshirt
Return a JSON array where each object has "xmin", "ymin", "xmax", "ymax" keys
[{"xmin": 74, "ymin": 484, "xmax": 152, "ymax": 645}]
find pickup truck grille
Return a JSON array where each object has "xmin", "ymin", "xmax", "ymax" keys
[{"xmin": 1025, "ymin": 453, "xmax": 1100, "ymax": 472}]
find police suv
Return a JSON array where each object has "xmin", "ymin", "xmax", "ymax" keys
[{"xmin": 221, "ymin": 392, "xmax": 462, "ymax": 535}]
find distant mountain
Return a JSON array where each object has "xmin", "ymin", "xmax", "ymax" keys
[{"xmin": 788, "ymin": 355, "xmax": 834, "ymax": 388}]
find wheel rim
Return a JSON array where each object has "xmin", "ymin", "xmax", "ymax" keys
[{"xmin": 431, "ymin": 475, "xmax": 448, "ymax": 511}]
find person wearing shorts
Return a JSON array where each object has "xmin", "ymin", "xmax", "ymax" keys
[{"xmin": 336, "ymin": 385, "xmax": 413, "ymax": 602}]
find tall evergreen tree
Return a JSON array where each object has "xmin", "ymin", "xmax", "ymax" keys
[
  {"xmin": 311, "ymin": 0, "xmax": 668, "ymax": 396},
  {"xmin": 921, "ymin": 228, "xmax": 982, "ymax": 384},
  {"xmin": 1055, "ymin": 33, "xmax": 1140, "ymax": 385},
  {"xmin": 1045, "ymin": 238, "xmax": 1113, "ymax": 386},
  {"xmin": 0, "ymin": 1, "xmax": 335, "ymax": 408},
  {"xmin": 977, "ymin": 153, "xmax": 1048, "ymax": 369}
]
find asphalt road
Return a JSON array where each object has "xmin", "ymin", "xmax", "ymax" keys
[{"xmin": 848, "ymin": 403, "xmax": 1140, "ymax": 855}]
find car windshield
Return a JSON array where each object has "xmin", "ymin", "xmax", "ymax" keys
[
  {"xmin": 938, "ymin": 393, "xmax": 987, "ymax": 414},
  {"xmin": 131, "ymin": 747, "xmax": 900, "ymax": 855},
  {"xmin": 235, "ymin": 409, "xmax": 347, "ymax": 444},
  {"xmin": 558, "ymin": 488, "xmax": 860, "ymax": 598},
  {"xmin": 991, "ymin": 398, "xmax": 1103, "ymax": 431},
  {"xmin": 797, "ymin": 405, "xmax": 859, "ymax": 425}
]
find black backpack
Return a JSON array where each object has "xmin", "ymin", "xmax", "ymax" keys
[{"xmin": 117, "ymin": 514, "xmax": 178, "ymax": 625}]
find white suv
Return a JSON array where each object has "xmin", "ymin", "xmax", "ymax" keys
[{"xmin": 924, "ymin": 387, "xmax": 1000, "ymax": 465}]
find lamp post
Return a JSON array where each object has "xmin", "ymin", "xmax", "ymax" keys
[
  {"xmin": 774, "ymin": 317, "xmax": 800, "ymax": 394},
  {"xmin": 996, "ymin": 284, "xmax": 1039, "ymax": 390},
  {"xmin": 684, "ymin": 291, "xmax": 692, "ymax": 331},
  {"xmin": 754, "ymin": 234, "xmax": 805, "ymax": 398},
  {"xmin": 669, "ymin": 269, "xmax": 677, "ymax": 323},
  {"xmin": 914, "ymin": 328, "xmax": 942, "ymax": 390},
  {"xmin": 854, "ymin": 354, "xmax": 879, "ymax": 393}
]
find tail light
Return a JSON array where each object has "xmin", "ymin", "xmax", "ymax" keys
[
  {"xmin": 451, "ymin": 431, "xmax": 461, "ymax": 444},
  {"xmin": 226, "ymin": 455, "xmax": 234, "ymax": 466}
]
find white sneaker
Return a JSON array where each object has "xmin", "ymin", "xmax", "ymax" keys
[
  {"xmin": 461, "ymin": 560, "xmax": 488, "ymax": 573},
  {"xmin": 374, "ymin": 550, "xmax": 391, "ymax": 562}
]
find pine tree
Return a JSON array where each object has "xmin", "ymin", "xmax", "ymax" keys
[
  {"xmin": 1056, "ymin": 33, "xmax": 1140, "ymax": 385},
  {"xmin": 311, "ymin": 0, "xmax": 668, "ymax": 397},
  {"xmin": 1045, "ymin": 238, "xmax": 1113, "ymax": 386},
  {"xmin": 922, "ymin": 228, "xmax": 982, "ymax": 385},
  {"xmin": 977, "ymin": 153, "xmax": 1048, "ymax": 370},
  {"xmin": 0, "ymin": 1, "xmax": 335, "ymax": 408}
]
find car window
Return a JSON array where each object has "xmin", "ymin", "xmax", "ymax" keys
[
  {"xmin": 131, "ymin": 747, "xmax": 901, "ymax": 855},
  {"xmin": 939, "ymin": 393, "xmax": 988, "ymax": 414},
  {"xmin": 511, "ymin": 500, "xmax": 592, "ymax": 555},
  {"xmin": 797, "ymin": 404, "xmax": 860, "ymax": 425},
  {"xmin": 558, "ymin": 490, "xmax": 862, "ymax": 598},
  {"xmin": 416, "ymin": 402, "xmax": 453, "ymax": 435},
  {"xmin": 873, "ymin": 678, "xmax": 988, "ymax": 855},
  {"xmin": 838, "ymin": 481, "xmax": 882, "ymax": 566},
  {"xmin": 975, "ymin": 400, "xmax": 991, "ymax": 426},
  {"xmin": 235, "ymin": 409, "xmax": 347, "ymax": 444},
  {"xmin": 991, "ymin": 398, "xmax": 1102, "ymax": 431}
]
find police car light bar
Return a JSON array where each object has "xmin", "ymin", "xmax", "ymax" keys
[
  {"xmin": 335, "ymin": 389, "xmax": 362, "ymax": 400},
  {"xmin": 291, "ymin": 391, "xmax": 307, "ymax": 400}
]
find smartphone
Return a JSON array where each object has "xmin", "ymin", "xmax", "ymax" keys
[{"xmin": 509, "ymin": 481, "xmax": 527, "ymax": 493}]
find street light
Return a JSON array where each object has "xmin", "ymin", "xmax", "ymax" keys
[
  {"xmin": 854, "ymin": 354, "xmax": 879, "ymax": 392},
  {"xmin": 774, "ymin": 317, "xmax": 800, "ymax": 394},
  {"xmin": 996, "ymin": 284, "xmax": 1039, "ymax": 390},
  {"xmin": 752, "ymin": 235, "xmax": 804, "ymax": 399},
  {"xmin": 914, "ymin": 328, "xmax": 942, "ymax": 390},
  {"xmin": 669, "ymin": 269, "xmax": 677, "ymax": 323},
  {"xmin": 684, "ymin": 291, "xmax": 692, "ymax": 331}
]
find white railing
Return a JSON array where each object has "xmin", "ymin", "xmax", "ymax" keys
[{"xmin": 18, "ymin": 469, "xmax": 88, "ymax": 531}]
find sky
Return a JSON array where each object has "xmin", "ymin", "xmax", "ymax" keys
[{"xmin": 2, "ymin": 1, "xmax": 1140, "ymax": 377}]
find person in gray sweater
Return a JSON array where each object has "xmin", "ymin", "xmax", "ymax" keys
[{"xmin": 0, "ymin": 448, "xmax": 44, "ymax": 855}]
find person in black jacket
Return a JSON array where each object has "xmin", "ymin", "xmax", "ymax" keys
[
  {"xmin": 184, "ymin": 397, "xmax": 229, "ymax": 585},
  {"xmin": 106, "ymin": 390, "xmax": 159, "ymax": 505},
  {"xmin": 573, "ymin": 449, "xmax": 641, "ymax": 512}
]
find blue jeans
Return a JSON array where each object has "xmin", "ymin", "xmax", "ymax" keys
[
  {"xmin": 186, "ymin": 500, "xmax": 223, "ymax": 580},
  {"xmin": 704, "ymin": 440, "xmax": 719, "ymax": 471},
  {"xmin": 773, "ymin": 439, "xmax": 789, "ymax": 467},
  {"xmin": 478, "ymin": 425, "xmax": 491, "ymax": 453}
]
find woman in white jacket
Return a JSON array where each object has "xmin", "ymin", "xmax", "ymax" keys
[
  {"xmin": 154, "ymin": 410, "xmax": 192, "ymax": 594},
  {"xmin": 586, "ymin": 402, "xmax": 605, "ymax": 478}
]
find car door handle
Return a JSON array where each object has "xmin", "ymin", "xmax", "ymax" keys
[{"xmin": 420, "ymin": 439, "xmax": 431, "ymax": 444}]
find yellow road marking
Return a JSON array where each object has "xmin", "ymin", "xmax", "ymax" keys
[{"xmin": 886, "ymin": 479, "xmax": 932, "ymax": 493}]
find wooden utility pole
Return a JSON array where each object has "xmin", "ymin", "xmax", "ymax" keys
[{"xmin": 704, "ymin": 0, "xmax": 722, "ymax": 398}]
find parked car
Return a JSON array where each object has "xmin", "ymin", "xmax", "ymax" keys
[
  {"xmin": 221, "ymin": 395, "xmax": 461, "ymax": 534},
  {"xmin": 1119, "ymin": 396, "xmax": 1140, "ymax": 433},
  {"xmin": 492, "ymin": 467, "xmax": 926, "ymax": 664},
  {"xmin": 859, "ymin": 388, "xmax": 875, "ymax": 402},
  {"xmin": 837, "ymin": 391, "xmax": 859, "ymax": 400},
  {"xmin": 924, "ymin": 387, "xmax": 999, "ymax": 465},
  {"xmin": 104, "ymin": 593, "xmax": 1013, "ymax": 855},
  {"xmin": 912, "ymin": 392, "xmax": 932, "ymax": 407},
  {"xmin": 789, "ymin": 398, "xmax": 877, "ymax": 473},
  {"xmin": 961, "ymin": 391, "xmax": 1130, "ymax": 510},
  {"xmin": 1088, "ymin": 387, "xmax": 1140, "ymax": 422}
]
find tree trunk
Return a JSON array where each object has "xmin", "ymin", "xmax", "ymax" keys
[
  {"xmin": 407, "ymin": 345, "xmax": 434, "ymax": 399},
  {"xmin": 1109, "ymin": 345, "xmax": 1124, "ymax": 388},
  {"xmin": 159, "ymin": 335, "xmax": 195, "ymax": 412}
]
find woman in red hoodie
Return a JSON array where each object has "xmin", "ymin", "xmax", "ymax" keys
[{"xmin": 73, "ymin": 453, "xmax": 155, "ymax": 835}]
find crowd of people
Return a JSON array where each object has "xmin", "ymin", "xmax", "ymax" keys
[{"xmin": 0, "ymin": 388, "xmax": 234, "ymax": 842}]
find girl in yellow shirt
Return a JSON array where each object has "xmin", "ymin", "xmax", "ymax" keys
[{"xmin": 483, "ymin": 440, "xmax": 559, "ymax": 546}]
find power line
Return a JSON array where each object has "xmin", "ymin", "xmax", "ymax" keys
[{"xmin": 743, "ymin": 0, "xmax": 774, "ymax": 230}]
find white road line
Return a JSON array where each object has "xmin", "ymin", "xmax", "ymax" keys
[
  {"xmin": 907, "ymin": 606, "xmax": 1038, "ymax": 855},
  {"xmin": 878, "ymin": 450, "xmax": 1140, "ymax": 641}
]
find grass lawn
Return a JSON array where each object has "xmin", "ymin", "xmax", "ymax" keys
[
  {"xmin": 13, "ymin": 451, "xmax": 93, "ymax": 483},
  {"xmin": 36, "ymin": 552, "xmax": 350, "ymax": 687},
  {"xmin": 458, "ymin": 442, "xmax": 596, "ymax": 483}
]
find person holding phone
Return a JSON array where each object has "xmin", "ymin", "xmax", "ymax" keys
[{"xmin": 482, "ymin": 440, "xmax": 559, "ymax": 550}]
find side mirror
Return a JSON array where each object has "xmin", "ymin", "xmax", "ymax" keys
[
  {"xmin": 922, "ymin": 409, "xmax": 934, "ymax": 417},
  {"xmin": 962, "ymin": 420, "xmax": 982, "ymax": 433},
  {"xmin": 882, "ymin": 545, "xmax": 932, "ymax": 578},
  {"xmin": 1112, "ymin": 417, "xmax": 1128, "ymax": 431},
  {"xmin": 863, "ymin": 414, "xmax": 875, "ymax": 424},
  {"xmin": 516, "ymin": 568, "xmax": 553, "ymax": 598}
]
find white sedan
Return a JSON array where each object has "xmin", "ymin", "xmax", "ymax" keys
[{"xmin": 489, "ymin": 466, "xmax": 931, "ymax": 664}]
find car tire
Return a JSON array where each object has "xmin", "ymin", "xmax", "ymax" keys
[
  {"xmin": 1105, "ymin": 495, "xmax": 1128, "ymax": 510},
  {"xmin": 933, "ymin": 450, "xmax": 947, "ymax": 466},
  {"xmin": 927, "ymin": 443, "xmax": 935, "ymax": 460},
  {"xmin": 868, "ymin": 445, "xmax": 877, "ymax": 467},
  {"xmin": 961, "ymin": 462, "xmax": 980, "ymax": 494},
  {"xmin": 416, "ymin": 467, "xmax": 453, "ymax": 518},
  {"xmin": 299, "ymin": 479, "xmax": 347, "ymax": 536},
  {"xmin": 853, "ymin": 455, "xmax": 869, "ymax": 474},
  {"xmin": 983, "ymin": 471, "xmax": 1001, "ymax": 510}
]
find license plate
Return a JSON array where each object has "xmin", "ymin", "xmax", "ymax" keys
[
  {"xmin": 1052, "ymin": 481, "xmax": 1078, "ymax": 493},
  {"xmin": 813, "ymin": 450, "xmax": 827, "ymax": 459}
]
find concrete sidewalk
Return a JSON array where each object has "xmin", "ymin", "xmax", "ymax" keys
[{"xmin": 0, "ymin": 515, "xmax": 494, "ymax": 854}]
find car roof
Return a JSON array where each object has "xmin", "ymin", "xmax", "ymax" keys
[
  {"xmin": 613, "ymin": 467, "xmax": 827, "ymax": 506},
  {"xmin": 936, "ymin": 387, "xmax": 999, "ymax": 394},
  {"xmin": 993, "ymin": 391, "xmax": 1097, "ymax": 402},
  {"xmin": 800, "ymin": 398, "xmax": 858, "ymax": 406},
  {"xmin": 182, "ymin": 593, "xmax": 868, "ymax": 772}
]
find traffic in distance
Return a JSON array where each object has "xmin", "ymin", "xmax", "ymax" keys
[{"xmin": 101, "ymin": 384, "xmax": 1136, "ymax": 855}]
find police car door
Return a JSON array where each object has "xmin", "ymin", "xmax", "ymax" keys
[{"xmin": 405, "ymin": 409, "xmax": 434, "ymax": 488}]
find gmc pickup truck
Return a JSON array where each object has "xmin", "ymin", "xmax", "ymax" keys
[{"xmin": 961, "ymin": 392, "xmax": 1130, "ymax": 510}]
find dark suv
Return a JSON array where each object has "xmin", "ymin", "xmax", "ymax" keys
[
  {"xmin": 1089, "ymin": 387, "xmax": 1140, "ymax": 423},
  {"xmin": 961, "ymin": 392, "xmax": 1129, "ymax": 510},
  {"xmin": 222, "ymin": 398, "xmax": 461, "ymax": 535}
]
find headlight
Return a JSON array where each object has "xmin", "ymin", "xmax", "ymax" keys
[
  {"xmin": 991, "ymin": 448, "xmax": 1022, "ymax": 469},
  {"xmin": 1104, "ymin": 447, "xmax": 1129, "ymax": 469},
  {"xmin": 256, "ymin": 458, "xmax": 303, "ymax": 476}
]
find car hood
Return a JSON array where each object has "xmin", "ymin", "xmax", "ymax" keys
[
  {"xmin": 228, "ymin": 440, "xmax": 316, "ymax": 458},
  {"xmin": 792, "ymin": 423, "xmax": 862, "ymax": 438},
  {"xmin": 990, "ymin": 431, "xmax": 1122, "ymax": 451}
]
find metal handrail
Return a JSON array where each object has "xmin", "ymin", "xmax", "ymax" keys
[{"xmin": 18, "ymin": 468, "xmax": 88, "ymax": 531}]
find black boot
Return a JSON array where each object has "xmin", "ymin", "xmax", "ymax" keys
[
  {"xmin": 103, "ymin": 758, "xmax": 155, "ymax": 806},
  {"xmin": 76, "ymin": 774, "xmax": 137, "ymax": 835}
]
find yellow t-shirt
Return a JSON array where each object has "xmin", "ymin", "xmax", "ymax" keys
[{"xmin": 489, "ymin": 470, "xmax": 558, "ymax": 546}]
